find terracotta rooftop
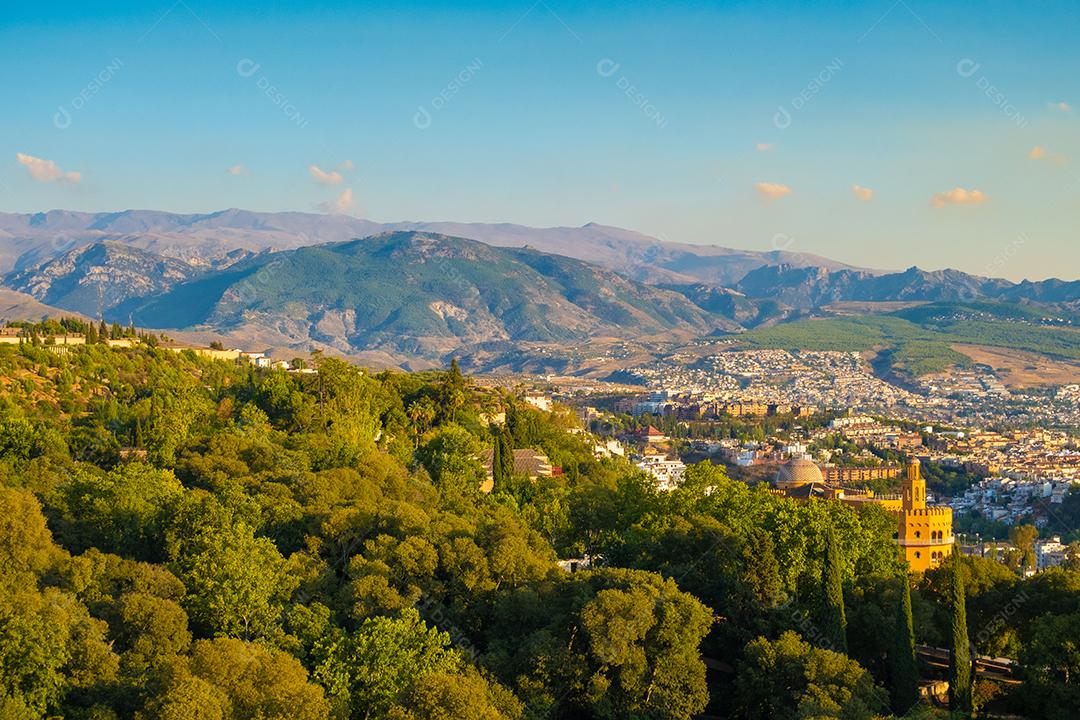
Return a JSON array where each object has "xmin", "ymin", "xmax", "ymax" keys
[{"xmin": 479, "ymin": 448, "xmax": 555, "ymax": 478}]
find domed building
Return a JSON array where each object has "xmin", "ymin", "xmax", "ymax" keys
[
  {"xmin": 772, "ymin": 456, "xmax": 952, "ymax": 573},
  {"xmin": 775, "ymin": 457, "xmax": 825, "ymax": 490}
]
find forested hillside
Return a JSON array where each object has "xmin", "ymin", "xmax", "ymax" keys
[
  {"xmin": 110, "ymin": 232, "xmax": 727, "ymax": 359},
  {"xmin": 0, "ymin": 332, "xmax": 1078, "ymax": 718}
]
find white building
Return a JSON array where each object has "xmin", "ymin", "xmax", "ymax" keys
[
  {"xmin": 523, "ymin": 394, "xmax": 553, "ymax": 412},
  {"xmin": 635, "ymin": 455, "xmax": 686, "ymax": 491},
  {"xmin": 593, "ymin": 439, "xmax": 626, "ymax": 459},
  {"xmin": 733, "ymin": 449, "xmax": 757, "ymax": 467},
  {"xmin": 782, "ymin": 442, "xmax": 808, "ymax": 457},
  {"xmin": 241, "ymin": 351, "xmax": 272, "ymax": 368},
  {"xmin": 1036, "ymin": 536, "xmax": 1069, "ymax": 571}
]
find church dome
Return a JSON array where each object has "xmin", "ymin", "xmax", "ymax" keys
[{"xmin": 776, "ymin": 458, "xmax": 824, "ymax": 489}]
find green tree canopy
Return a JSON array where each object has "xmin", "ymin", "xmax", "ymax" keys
[{"xmin": 735, "ymin": 631, "xmax": 888, "ymax": 720}]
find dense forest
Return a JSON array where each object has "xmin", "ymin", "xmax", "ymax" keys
[{"xmin": 0, "ymin": 332, "xmax": 1078, "ymax": 719}]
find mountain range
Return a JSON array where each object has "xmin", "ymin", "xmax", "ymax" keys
[
  {"xmin": 119, "ymin": 232, "xmax": 730, "ymax": 359},
  {"xmin": 4, "ymin": 242, "xmax": 207, "ymax": 317},
  {"xmin": 0, "ymin": 209, "xmax": 859, "ymax": 285},
  {"xmin": 1, "ymin": 209, "xmax": 1077, "ymax": 367}
]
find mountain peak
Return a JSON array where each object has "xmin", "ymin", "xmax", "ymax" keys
[{"xmin": 113, "ymin": 230, "xmax": 728, "ymax": 360}]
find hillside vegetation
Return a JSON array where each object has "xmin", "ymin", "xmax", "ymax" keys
[
  {"xmin": 739, "ymin": 302, "xmax": 1080, "ymax": 377},
  {"xmin": 0, "ymin": 333, "xmax": 1078, "ymax": 718},
  {"xmin": 116, "ymin": 232, "xmax": 727, "ymax": 358}
]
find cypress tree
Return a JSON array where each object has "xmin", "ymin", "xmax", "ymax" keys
[
  {"xmin": 498, "ymin": 429, "xmax": 514, "ymax": 487},
  {"xmin": 889, "ymin": 575, "xmax": 920, "ymax": 714},
  {"xmin": 491, "ymin": 427, "xmax": 505, "ymax": 489},
  {"xmin": 820, "ymin": 528, "xmax": 848, "ymax": 654},
  {"xmin": 491, "ymin": 427, "xmax": 514, "ymax": 491},
  {"xmin": 86, "ymin": 322, "xmax": 98, "ymax": 344},
  {"xmin": 949, "ymin": 556, "xmax": 974, "ymax": 713}
]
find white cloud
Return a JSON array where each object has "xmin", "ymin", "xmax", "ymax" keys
[
  {"xmin": 226, "ymin": 164, "xmax": 245, "ymax": 175},
  {"xmin": 1029, "ymin": 146, "xmax": 1067, "ymax": 165},
  {"xmin": 851, "ymin": 184, "xmax": 874, "ymax": 202},
  {"xmin": 1049, "ymin": 101, "xmax": 1071, "ymax": 112},
  {"xmin": 309, "ymin": 164, "xmax": 343, "ymax": 185},
  {"xmin": 755, "ymin": 181, "xmax": 791, "ymax": 200},
  {"xmin": 319, "ymin": 188, "xmax": 355, "ymax": 214},
  {"xmin": 755, "ymin": 143, "xmax": 774, "ymax": 152},
  {"xmin": 16, "ymin": 153, "xmax": 80, "ymax": 184},
  {"xmin": 338, "ymin": 160, "xmax": 354, "ymax": 170},
  {"xmin": 931, "ymin": 187, "xmax": 986, "ymax": 208}
]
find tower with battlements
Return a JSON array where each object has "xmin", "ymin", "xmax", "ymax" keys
[{"xmin": 896, "ymin": 459, "xmax": 953, "ymax": 572}]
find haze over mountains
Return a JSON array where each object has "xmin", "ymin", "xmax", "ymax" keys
[
  {"xmin": 1, "ymin": 209, "xmax": 1077, "ymax": 366},
  {"xmin": 0, "ymin": 209, "xmax": 859, "ymax": 285}
]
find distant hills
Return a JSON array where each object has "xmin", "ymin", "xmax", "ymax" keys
[
  {"xmin": 4, "ymin": 241, "xmax": 211, "ymax": 316},
  {"xmin": 0, "ymin": 209, "xmax": 861, "ymax": 286},
  {"xmin": 740, "ymin": 301, "xmax": 1080, "ymax": 378},
  {"xmin": 732, "ymin": 265, "xmax": 1019, "ymax": 308},
  {"xmin": 0, "ymin": 287, "xmax": 90, "ymax": 324},
  {"xmin": 1, "ymin": 209, "xmax": 1077, "ymax": 368},
  {"xmin": 115, "ymin": 232, "xmax": 730, "ymax": 359}
]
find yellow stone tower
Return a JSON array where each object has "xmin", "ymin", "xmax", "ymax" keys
[{"xmin": 896, "ymin": 459, "xmax": 953, "ymax": 572}]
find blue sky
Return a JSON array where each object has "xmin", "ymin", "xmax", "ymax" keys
[{"xmin": 4, "ymin": 0, "xmax": 1078, "ymax": 280}]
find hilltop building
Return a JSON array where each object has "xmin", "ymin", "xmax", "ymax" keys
[
  {"xmin": 523, "ymin": 394, "xmax": 553, "ymax": 412},
  {"xmin": 773, "ymin": 458, "xmax": 900, "ymax": 509},
  {"xmin": 478, "ymin": 448, "xmax": 557, "ymax": 493},
  {"xmin": 593, "ymin": 438, "xmax": 626, "ymax": 459},
  {"xmin": 635, "ymin": 455, "xmax": 686, "ymax": 491},
  {"xmin": 773, "ymin": 457, "xmax": 953, "ymax": 572},
  {"xmin": 636, "ymin": 426, "xmax": 669, "ymax": 444},
  {"xmin": 896, "ymin": 460, "xmax": 953, "ymax": 572}
]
